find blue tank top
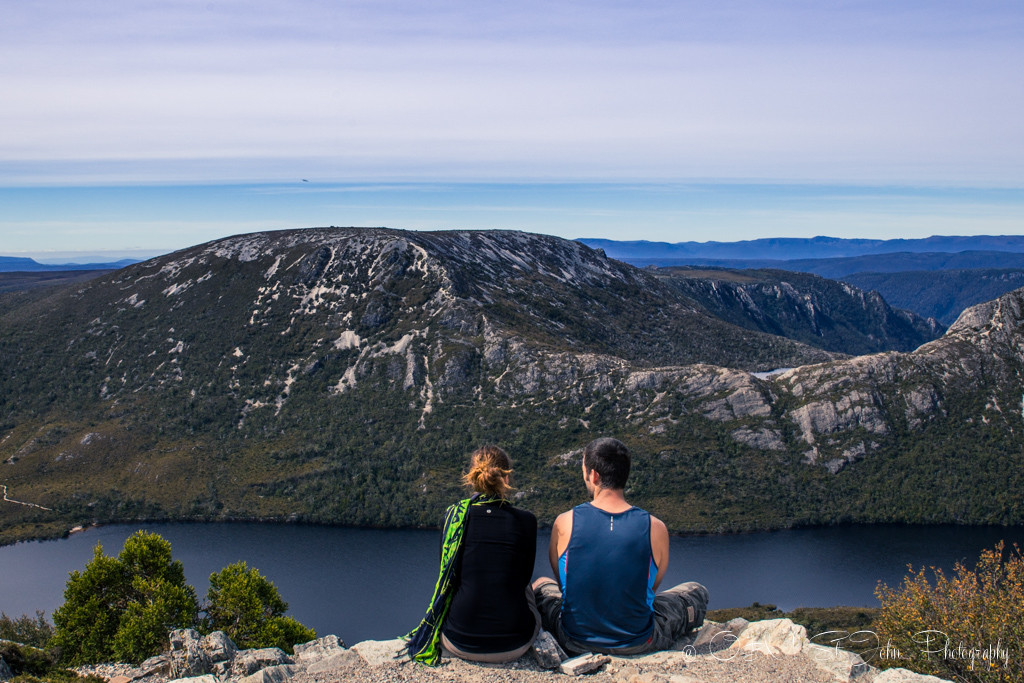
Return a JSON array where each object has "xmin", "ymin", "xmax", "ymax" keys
[{"xmin": 558, "ymin": 503, "xmax": 656, "ymax": 648}]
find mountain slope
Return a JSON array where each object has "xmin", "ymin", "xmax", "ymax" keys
[
  {"xmin": 842, "ymin": 268, "xmax": 1024, "ymax": 325},
  {"xmin": 654, "ymin": 267, "xmax": 943, "ymax": 355},
  {"xmin": 1, "ymin": 228, "xmax": 1022, "ymax": 542}
]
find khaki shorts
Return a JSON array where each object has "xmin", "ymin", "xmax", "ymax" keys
[{"xmin": 533, "ymin": 579, "xmax": 708, "ymax": 655}]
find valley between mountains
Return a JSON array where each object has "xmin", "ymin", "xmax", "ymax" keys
[{"xmin": 1, "ymin": 228, "xmax": 1022, "ymax": 543}]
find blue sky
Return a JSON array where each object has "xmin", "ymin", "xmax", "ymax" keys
[{"xmin": 2, "ymin": 0, "xmax": 1023, "ymax": 259}]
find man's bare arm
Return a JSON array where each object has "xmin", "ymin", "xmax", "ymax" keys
[
  {"xmin": 549, "ymin": 510, "xmax": 573, "ymax": 578},
  {"xmin": 650, "ymin": 515, "xmax": 669, "ymax": 592}
]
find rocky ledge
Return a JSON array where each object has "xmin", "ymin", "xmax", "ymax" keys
[{"xmin": 59, "ymin": 619, "xmax": 951, "ymax": 683}]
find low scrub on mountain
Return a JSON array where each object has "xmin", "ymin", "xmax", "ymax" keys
[
  {"xmin": 874, "ymin": 542, "xmax": 1024, "ymax": 683},
  {"xmin": 51, "ymin": 531, "xmax": 199, "ymax": 665},
  {"xmin": 49, "ymin": 531, "xmax": 314, "ymax": 665},
  {"xmin": 204, "ymin": 562, "xmax": 316, "ymax": 653},
  {"xmin": 0, "ymin": 611, "xmax": 53, "ymax": 649}
]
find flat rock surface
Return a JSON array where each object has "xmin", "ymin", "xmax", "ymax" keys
[{"xmin": 292, "ymin": 649, "xmax": 843, "ymax": 683}]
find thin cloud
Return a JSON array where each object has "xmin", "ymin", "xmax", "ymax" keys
[{"xmin": 2, "ymin": 1, "xmax": 1022, "ymax": 185}]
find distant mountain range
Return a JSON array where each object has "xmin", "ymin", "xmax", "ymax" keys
[
  {"xmin": 578, "ymin": 235, "xmax": 1024, "ymax": 262},
  {"xmin": 2, "ymin": 228, "xmax": 1022, "ymax": 544},
  {"xmin": 0, "ymin": 256, "xmax": 139, "ymax": 272},
  {"xmin": 580, "ymin": 236, "xmax": 1024, "ymax": 327}
]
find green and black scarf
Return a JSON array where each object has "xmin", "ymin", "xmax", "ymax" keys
[{"xmin": 402, "ymin": 493, "xmax": 501, "ymax": 665}]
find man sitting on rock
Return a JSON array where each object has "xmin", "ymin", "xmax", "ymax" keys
[{"xmin": 532, "ymin": 437, "xmax": 709, "ymax": 655}]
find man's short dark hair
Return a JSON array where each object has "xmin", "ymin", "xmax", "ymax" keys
[{"xmin": 583, "ymin": 437, "xmax": 631, "ymax": 490}]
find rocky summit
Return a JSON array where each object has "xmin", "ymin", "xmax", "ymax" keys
[
  {"xmin": 59, "ymin": 620, "xmax": 952, "ymax": 683},
  {"xmin": 0, "ymin": 228, "xmax": 1022, "ymax": 541}
]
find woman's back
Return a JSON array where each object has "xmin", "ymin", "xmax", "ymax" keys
[{"xmin": 442, "ymin": 500, "xmax": 537, "ymax": 653}]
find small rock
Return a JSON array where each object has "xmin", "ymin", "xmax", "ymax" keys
[
  {"xmin": 804, "ymin": 642, "xmax": 871, "ymax": 681},
  {"xmin": 724, "ymin": 618, "xmax": 749, "ymax": 634},
  {"xmin": 293, "ymin": 634, "xmax": 345, "ymax": 664},
  {"xmin": 169, "ymin": 628, "xmax": 202, "ymax": 651},
  {"xmin": 139, "ymin": 654, "xmax": 171, "ymax": 676},
  {"xmin": 349, "ymin": 638, "xmax": 406, "ymax": 667},
  {"xmin": 531, "ymin": 630, "xmax": 567, "ymax": 669},
  {"xmin": 727, "ymin": 618, "xmax": 807, "ymax": 656},
  {"xmin": 230, "ymin": 648, "xmax": 293, "ymax": 677},
  {"xmin": 691, "ymin": 623, "xmax": 732, "ymax": 654},
  {"xmin": 167, "ymin": 675, "xmax": 219, "ymax": 683},
  {"xmin": 201, "ymin": 631, "xmax": 237, "ymax": 663},
  {"xmin": 237, "ymin": 664, "xmax": 300, "ymax": 683},
  {"xmin": 306, "ymin": 650, "xmax": 362, "ymax": 674},
  {"xmin": 559, "ymin": 652, "xmax": 611, "ymax": 676},
  {"xmin": 109, "ymin": 676, "xmax": 131, "ymax": 683}
]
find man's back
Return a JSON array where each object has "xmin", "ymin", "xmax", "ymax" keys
[{"xmin": 559, "ymin": 503, "xmax": 655, "ymax": 648}]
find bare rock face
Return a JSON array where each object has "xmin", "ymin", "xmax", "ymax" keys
[
  {"xmin": 168, "ymin": 629, "xmax": 210, "ymax": 679},
  {"xmin": 236, "ymin": 664, "xmax": 300, "ymax": 683},
  {"xmin": 230, "ymin": 648, "xmax": 293, "ymax": 678}
]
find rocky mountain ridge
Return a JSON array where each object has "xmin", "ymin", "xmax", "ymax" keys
[{"xmin": 1, "ymin": 228, "xmax": 1023, "ymax": 541}]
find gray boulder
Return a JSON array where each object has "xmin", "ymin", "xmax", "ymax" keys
[
  {"xmin": 201, "ymin": 631, "xmax": 237, "ymax": 664},
  {"xmin": 166, "ymin": 676, "xmax": 218, "ymax": 683},
  {"xmin": 306, "ymin": 650, "xmax": 362, "ymax": 674},
  {"xmin": 237, "ymin": 664, "xmax": 300, "ymax": 683},
  {"xmin": 168, "ymin": 629, "xmax": 210, "ymax": 679},
  {"xmin": 139, "ymin": 653, "xmax": 172, "ymax": 676},
  {"xmin": 292, "ymin": 635, "xmax": 345, "ymax": 664},
  {"xmin": 531, "ymin": 630, "xmax": 566, "ymax": 669},
  {"xmin": 230, "ymin": 648, "xmax": 294, "ymax": 677}
]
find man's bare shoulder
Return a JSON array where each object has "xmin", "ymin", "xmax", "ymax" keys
[
  {"xmin": 649, "ymin": 514, "xmax": 668, "ymax": 533},
  {"xmin": 553, "ymin": 509, "xmax": 574, "ymax": 530}
]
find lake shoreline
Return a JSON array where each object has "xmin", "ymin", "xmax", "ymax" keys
[
  {"xmin": 6, "ymin": 512, "xmax": 1024, "ymax": 549},
  {"xmin": 5, "ymin": 520, "xmax": 1024, "ymax": 640}
]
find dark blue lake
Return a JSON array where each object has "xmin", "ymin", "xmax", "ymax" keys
[{"xmin": 2, "ymin": 522, "xmax": 1023, "ymax": 644}]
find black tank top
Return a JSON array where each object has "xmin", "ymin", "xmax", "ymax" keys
[{"xmin": 441, "ymin": 500, "xmax": 538, "ymax": 653}]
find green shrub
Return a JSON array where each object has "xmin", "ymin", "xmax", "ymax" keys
[
  {"xmin": 203, "ymin": 562, "xmax": 315, "ymax": 653},
  {"xmin": 50, "ymin": 531, "xmax": 199, "ymax": 665},
  {"xmin": 0, "ymin": 612, "xmax": 54, "ymax": 648},
  {"xmin": 0, "ymin": 641, "xmax": 55, "ymax": 678},
  {"xmin": 874, "ymin": 542, "xmax": 1024, "ymax": 683}
]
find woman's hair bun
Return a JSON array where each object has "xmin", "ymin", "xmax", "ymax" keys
[{"xmin": 463, "ymin": 445, "xmax": 513, "ymax": 498}]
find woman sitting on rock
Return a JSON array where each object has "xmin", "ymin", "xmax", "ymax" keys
[{"xmin": 405, "ymin": 445, "xmax": 540, "ymax": 664}]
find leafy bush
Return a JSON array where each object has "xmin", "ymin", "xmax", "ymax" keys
[
  {"xmin": 874, "ymin": 542, "xmax": 1024, "ymax": 683},
  {"xmin": 0, "ymin": 641, "xmax": 54, "ymax": 678},
  {"xmin": 203, "ymin": 562, "xmax": 315, "ymax": 653},
  {"xmin": 50, "ymin": 531, "xmax": 199, "ymax": 665},
  {"xmin": 0, "ymin": 612, "xmax": 53, "ymax": 648}
]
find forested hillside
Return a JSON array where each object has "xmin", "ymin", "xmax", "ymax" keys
[{"xmin": 2, "ymin": 228, "xmax": 1022, "ymax": 544}]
